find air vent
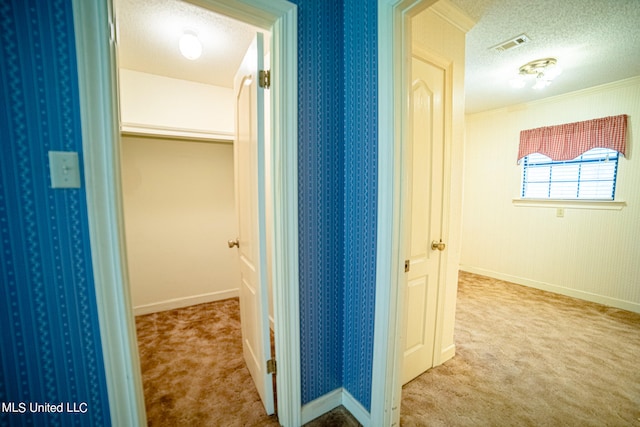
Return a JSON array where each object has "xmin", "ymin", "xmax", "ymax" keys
[{"xmin": 491, "ymin": 34, "xmax": 530, "ymax": 52}]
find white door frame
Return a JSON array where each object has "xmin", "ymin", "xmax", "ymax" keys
[
  {"xmin": 71, "ymin": 0, "xmax": 300, "ymax": 425},
  {"xmin": 372, "ymin": 0, "xmax": 437, "ymax": 424}
]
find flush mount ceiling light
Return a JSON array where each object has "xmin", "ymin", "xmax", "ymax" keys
[
  {"xmin": 179, "ymin": 30, "xmax": 202, "ymax": 60},
  {"xmin": 509, "ymin": 57, "xmax": 562, "ymax": 90}
]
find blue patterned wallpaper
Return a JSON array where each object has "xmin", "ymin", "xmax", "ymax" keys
[
  {"xmin": 1, "ymin": 0, "xmax": 380, "ymax": 421},
  {"xmin": 0, "ymin": 0, "xmax": 111, "ymax": 426},
  {"xmin": 292, "ymin": 0, "xmax": 346, "ymax": 405},
  {"xmin": 342, "ymin": 0, "xmax": 378, "ymax": 412},
  {"xmin": 294, "ymin": 0, "xmax": 379, "ymax": 411}
]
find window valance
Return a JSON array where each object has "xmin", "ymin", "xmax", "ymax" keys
[{"xmin": 517, "ymin": 114, "xmax": 627, "ymax": 163}]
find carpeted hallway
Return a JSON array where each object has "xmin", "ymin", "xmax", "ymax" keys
[{"xmin": 135, "ymin": 272, "xmax": 640, "ymax": 426}]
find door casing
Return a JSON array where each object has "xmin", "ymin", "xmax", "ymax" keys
[
  {"xmin": 71, "ymin": 0, "xmax": 300, "ymax": 425},
  {"xmin": 373, "ymin": 0, "xmax": 450, "ymax": 425}
]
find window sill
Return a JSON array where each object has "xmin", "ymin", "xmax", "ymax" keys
[{"xmin": 512, "ymin": 199, "xmax": 626, "ymax": 210}]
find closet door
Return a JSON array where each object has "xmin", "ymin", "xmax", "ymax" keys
[
  {"xmin": 402, "ymin": 52, "xmax": 447, "ymax": 385},
  {"xmin": 232, "ymin": 32, "xmax": 274, "ymax": 414}
]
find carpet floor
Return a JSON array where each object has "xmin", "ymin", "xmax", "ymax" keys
[
  {"xmin": 401, "ymin": 271, "xmax": 640, "ymax": 426},
  {"xmin": 135, "ymin": 298, "xmax": 280, "ymax": 426},
  {"xmin": 135, "ymin": 272, "xmax": 640, "ymax": 426},
  {"xmin": 135, "ymin": 298, "xmax": 357, "ymax": 426}
]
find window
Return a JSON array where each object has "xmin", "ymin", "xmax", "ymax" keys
[{"xmin": 521, "ymin": 148, "xmax": 619, "ymax": 200}]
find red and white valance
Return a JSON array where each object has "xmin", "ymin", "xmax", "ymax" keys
[{"xmin": 517, "ymin": 114, "xmax": 628, "ymax": 162}]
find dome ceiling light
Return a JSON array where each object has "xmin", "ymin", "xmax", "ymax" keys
[{"xmin": 179, "ymin": 30, "xmax": 202, "ymax": 60}]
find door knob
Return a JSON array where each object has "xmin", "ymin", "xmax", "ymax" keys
[
  {"xmin": 431, "ymin": 239, "xmax": 446, "ymax": 251},
  {"xmin": 228, "ymin": 238, "xmax": 239, "ymax": 248}
]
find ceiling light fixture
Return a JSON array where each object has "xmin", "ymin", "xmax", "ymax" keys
[
  {"xmin": 509, "ymin": 57, "xmax": 561, "ymax": 90},
  {"xmin": 179, "ymin": 30, "xmax": 202, "ymax": 60}
]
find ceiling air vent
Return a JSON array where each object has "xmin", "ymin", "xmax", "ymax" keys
[{"xmin": 491, "ymin": 34, "xmax": 530, "ymax": 52}]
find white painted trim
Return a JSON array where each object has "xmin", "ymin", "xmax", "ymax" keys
[
  {"xmin": 300, "ymin": 388, "xmax": 372, "ymax": 426},
  {"xmin": 373, "ymin": 1, "xmax": 430, "ymax": 426},
  {"xmin": 439, "ymin": 343, "xmax": 456, "ymax": 365},
  {"xmin": 430, "ymin": 0, "xmax": 475, "ymax": 32},
  {"xmin": 73, "ymin": 0, "xmax": 300, "ymax": 426},
  {"xmin": 342, "ymin": 388, "xmax": 371, "ymax": 427},
  {"xmin": 372, "ymin": 1, "xmax": 403, "ymax": 425},
  {"xmin": 512, "ymin": 199, "xmax": 627, "ymax": 210},
  {"xmin": 373, "ymin": 1, "xmax": 470, "ymax": 425},
  {"xmin": 460, "ymin": 265, "xmax": 640, "ymax": 314},
  {"xmin": 120, "ymin": 122, "xmax": 234, "ymax": 142},
  {"xmin": 475, "ymin": 75, "xmax": 640, "ymax": 117},
  {"xmin": 132, "ymin": 289, "xmax": 240, "ymax": 316},
  {"xmin": 301, "ymin": 388, "xmax": 343, "ymax": 425},
  {"xmin": 71, "ymin": 0, "xmax": 147, "ymax": 425},
  {"xmin": 268, "ymin": 4, "xmax": 301, "ymax": 426}
]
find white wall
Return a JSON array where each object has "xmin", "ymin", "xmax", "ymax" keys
[
  {"xmin": 461, "ymin": 76, "xmax": 640, "ymax": 313},
  {"xmin": 121, "ymin": 135, "xmax": 240, "ymax": 314},
  {"xmin": 118, "ymin": 68, "xmax": 234, "ymax": 140},
  {"xmin": 118, "ymin": 68, "xmax": 239, "ymax": 314}
]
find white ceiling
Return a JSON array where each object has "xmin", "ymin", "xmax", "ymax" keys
[
  {"xmin": 116, "ymin": 0, "xmax": 640, "ymax": 114},
  {"xmin": 115, "ymin": 0, "xmax": 261, "ymax": 89},
  {"xmin": 450, "ymin": 0, "xmax": 640, "ymax": 113}
]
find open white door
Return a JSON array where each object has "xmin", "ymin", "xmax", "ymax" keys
[
  {"xmin": 402, "ymin": 52, "xmax": 446, "ymax": 385},
  {"xmin": 232, "ymin": 32, "xmax": 274, "ymax": 414}
]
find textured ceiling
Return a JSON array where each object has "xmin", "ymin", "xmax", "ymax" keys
[
  {"xmin": 116, "ymin": 0, "xmax": 640, "ymax": 113},
  {"xmin": 115, "ymin": 0, "xmax": 261, "ymax": 88},
  {"xmin": 450, "ymin": 0, "xmax": 640, "ymax": 113}
]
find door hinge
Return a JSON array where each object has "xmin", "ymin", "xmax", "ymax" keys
[
  {"xmin": 266, "ymin": 358, "xmax": 276, "ymax": 374},
  {"xmin": 404, "ymin": 259, "xmax": 410, "ymax": 273},
  {"xmin": 259, "ymin": 70, "xmax": 271, "ymax": 89}
]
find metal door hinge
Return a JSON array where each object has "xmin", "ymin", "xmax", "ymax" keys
[
  {"xmin": 259, "ymin": 70, "xmax": 271, "ymax": 89},
  {"xmin": 404, "ymin": 259, "xmax": 410, "ymax": 273},
  {"xmin": 266, "ymin": 358, "xmax": 276, "ymax": 374}
]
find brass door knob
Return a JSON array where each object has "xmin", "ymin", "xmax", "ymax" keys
[
  {"xmin": 431, "ymin": 240, "xmax": 446, "ymax": 251},
  {"xmin": 228, "ymin": 238, "xmax": 240, "ymax": 248}
]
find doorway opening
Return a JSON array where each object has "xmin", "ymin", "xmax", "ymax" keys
[
  {"xmin": 115, "ymin": 0, "xmax": 276, "ymax": 422},
  {"xmin": 372, "ymin": 0, "xmax": 471, "ymax": 424},
  {"xmin": 71, "ymin": 0, "xmax": 299, "ymax": 425}
]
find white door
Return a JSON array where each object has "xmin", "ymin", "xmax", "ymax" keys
[
  {"xmin": 232, "ymin": 33, "xmax": 274, "ymax": 414},
  {"xmin": 402, "ymin": 53, "xmax": 446, "ymax": 385}
]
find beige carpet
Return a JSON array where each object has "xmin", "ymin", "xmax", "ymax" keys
[
  {"xmin": 135, "ymin": 298, "xmax": 280, "ymax": 426},
  {"xmin": 136, "ymin": 273, "xmax": 640, "ymax": 426},
  {"xmin": 135, "ymin": 298, "xmax": 358, "ymax": 426},
  {"xmin": 401, "ymin": 271, "xmax": 640, "ymax": 426}
]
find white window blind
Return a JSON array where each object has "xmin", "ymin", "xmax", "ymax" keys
[{"xmin": 521, "ymin": 148, "xmax": 619, "ymax": 200}]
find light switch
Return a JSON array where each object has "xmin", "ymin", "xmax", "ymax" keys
[{"xmin": 49, "ymin": 151, "xmax": 81, "ymax": 188}]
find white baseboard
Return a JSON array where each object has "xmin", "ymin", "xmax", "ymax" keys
[
  {"xmin": 438, "ymin": 343, "xmax": 456, "ymax": 365},
  {"xmin": 301, "ymin": 388, "xmax": 371, "ymax": 426},
  {"xmin": 459, "ymin": 265, "xmax": 640, "ymax": 314},
  {"xmin": 342, "ymin": 388, "xmax": 371, "ymax": 427},
  {"xmin": 133, "ymin": 289, "xmax": 239, "ymax": 315},
  {"xmin": 301, "ymin": 388, "xmax": 342, "ymax": 425}
]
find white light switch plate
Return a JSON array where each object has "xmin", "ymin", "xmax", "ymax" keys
[{"xmin": 49, "ymin": 151, "xmax": 81, "ymax": 188}]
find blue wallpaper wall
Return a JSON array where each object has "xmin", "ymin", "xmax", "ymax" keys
[
  {"xmin": 292, "ymin": 0, "xmax": 346, "ymax": 405},
  {"xmin": 294, "ymin": 0, "xmax": 379, "ymax": 411},
  {"xmin": 1, "ymin": 0, "xmax": 380, "ymax": 421},
  {"xmin": 0, "ymin": 0, "xmax": 111, "ymax": 426},
  {"xmin": 342, "ymin": 0, "xmax": 378, "ymax": 412}
]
